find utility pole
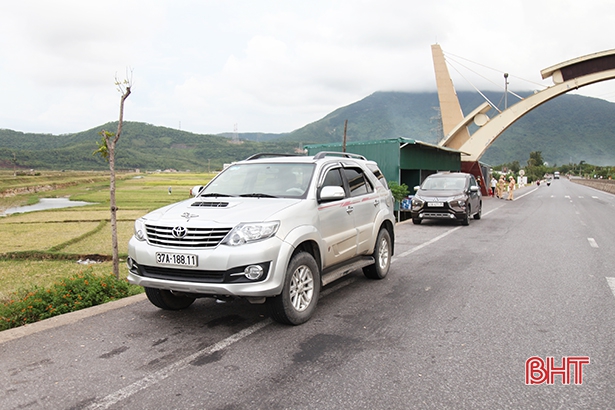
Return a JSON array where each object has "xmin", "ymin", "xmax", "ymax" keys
[
  {"xmin": 504, "ymin": 73, "xmax": 509, "ymax": 109},
  {"xmin": 342, "ymin": 120, "xmax": 348, "ymax": 152}
]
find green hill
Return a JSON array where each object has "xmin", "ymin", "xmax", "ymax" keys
[
  {"xmin": 2, "ymin": 91, "xmax": 615, "ymax": 170},
  {"xmin": 281, "ymin": 91, "xmax": 615, "ymax": 166}
]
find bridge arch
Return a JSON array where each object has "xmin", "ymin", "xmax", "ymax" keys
[{"xmin": 436, "ymin": 48, "xmax": 615, "ymax": 162}]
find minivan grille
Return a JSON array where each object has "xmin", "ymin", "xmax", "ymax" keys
[{"xmin": 145, "ymin": 225, "xmax": 232, "ymax": 248}]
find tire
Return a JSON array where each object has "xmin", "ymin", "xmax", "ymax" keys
[
  {"xmin": 363, "ymin": 228, "xmax": 392, "ymax": 279},
  {"xmin": 145, "ymin": 287, "xmax": 196, "ymax": 310},
  {"xmin": 412, "ymin": 218, "xmax": 422, "ymax": 225},
  {"xmin": 461, "ymin": 207, "xmax": 470, "ymax": 226},
  {"xmin": 268, "ymin": 252, "xmax": 321, "ymax": 325},
  {"xmin": 473, "ymin": 203, "xmax": 482, "ymax": 220}
]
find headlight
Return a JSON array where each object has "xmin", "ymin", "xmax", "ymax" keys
[
  {"xmin": 223, "ymin": 221, "xmax": 280, "ymax": 246},
  {"xmin": 448, "ymin": 197, "xmax": 466, "ymax": 208},
  {"xmin": 134, "ymin": 219, "xmax": 147, "ymax": 241}
]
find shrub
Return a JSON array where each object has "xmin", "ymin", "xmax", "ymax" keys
[{"xmin": 0, "ymin": 271, "xmax": 142, "ymax": 331}]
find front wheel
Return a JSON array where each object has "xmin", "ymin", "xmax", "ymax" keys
[
  {"xmin": 268, "ymin": 252, "xmax": 321, "ymax": 325},
  {"xmin": 473, "ymin": 203, "xmax": 482, "ymax": 220},
  {"xmin": 412, "ymin": 218, "xmax": 422, "ymax": 225},
  {"xmin": 363, "ymin": 228, "xmax": 392, "ymax": 279},
  {"xmin": 461, "ymin": 207, "xmax": 470, "ymax": 226},
  {"xmin": 145, "ymin": 287, "xmax": 196, "ymax": 310}
]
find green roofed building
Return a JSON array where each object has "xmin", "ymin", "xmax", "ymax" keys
[{"xmin": 305, "ymin": 137, "xmax": 464, "ymax": 189}]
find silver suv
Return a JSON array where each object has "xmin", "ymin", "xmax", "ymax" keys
[{"xmin": 127, "ymin": 152, "xmax": 395, "ymax": 325}]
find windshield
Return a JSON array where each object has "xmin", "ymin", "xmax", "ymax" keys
[
  {"xmin": 421, "ymin": 177, "xmax": 466, "ymax": 191},
  {"xmin": 201, "ymin": 163, "xmax": 315, "ymax": 198}
]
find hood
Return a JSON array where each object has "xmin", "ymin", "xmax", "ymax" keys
[
  {"xmin": 141, "ymin": 197, "xmax": 302, "ymax": 225},
  {"xmin": 416, "ymin": 189, "xmax": 465, "ymax": 201}
]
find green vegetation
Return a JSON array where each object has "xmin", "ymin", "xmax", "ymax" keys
[
  {"xmin": 0, "ymin": 171, "xmax": 214, "ymax": 330},
  {"xmin": 0, "ymin": 270, "xmax": 142, "ymax": 331},
  {"xmin": 3, "ymin": 92, "xmax": 615, "ymax": 173}
]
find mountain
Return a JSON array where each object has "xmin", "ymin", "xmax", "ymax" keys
[
  {"xmin": 2, "ymin": 91, "xmax": 615, "ymax": 171},
  {"xmin": 0, "ymin": 122, "xmax": 302, "ymax": 172},
  {"xmin": 280, "ymin": 91, "xmax": 615, "ymax": 166}
]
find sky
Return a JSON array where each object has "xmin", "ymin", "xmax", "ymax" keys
[{"xmin": 1, "ymin": 0, "xmax": 615, "ymax": 136}]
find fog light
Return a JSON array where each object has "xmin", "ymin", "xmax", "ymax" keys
[{"xmin": 244, "ymin": 265, "xmax": 264, "ymax": 280}]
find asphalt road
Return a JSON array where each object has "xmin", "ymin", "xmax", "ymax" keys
[{"xmin": 2, "ymin": 178, "xmax": 615, "ymax": 409}]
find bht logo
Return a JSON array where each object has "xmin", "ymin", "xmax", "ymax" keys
[{"xmin": 525, "ymin": 356, "xmax": 590, "ymax": 385}]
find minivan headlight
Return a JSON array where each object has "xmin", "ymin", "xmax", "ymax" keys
[{"xmin": 223, "ymin": 221, "xmax": 280, "ymax": 246}]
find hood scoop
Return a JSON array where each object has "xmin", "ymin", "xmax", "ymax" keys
[{"xmin": 191, "ymin": 201, "xmax": 229, "ymax": 208}]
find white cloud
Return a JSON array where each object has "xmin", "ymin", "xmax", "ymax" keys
[{"xmin": 1, "ymin": 0, "xmax": 615, "ymax": 135}]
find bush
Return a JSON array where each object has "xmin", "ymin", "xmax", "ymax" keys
[{"xmin": 0, "ymin": 271, "xmax": 142, "ymax": 331}]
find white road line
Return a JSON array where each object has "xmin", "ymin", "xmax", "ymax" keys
[
  {"xmin": 565, "ymin": 195, "xmax": 571, "ymax": 199},
  {"xmin": 393, "ymin": 205, "xmax": 506, "ymax": 261},
  {"xmin": 514, "ymin": 187, "xmax": 539, "ymax": 200},
  {"xmin": 579, "ymin": 196, "xmax": 584, "ymax": 199},
  {"xmin": 588, "ymin": 238, "xmax": 599, "ymax": 248},
  {"xmin": 607, "ymin": 277, "xmax": 615, "ymax": 299},
  {"xmin": 394, "ymin": 227, "xmax": 461, "ymax": 259},
  {"xmin": 85, "ymin": 320, "xmax": 271, "ymax": 410},
  {"xmin": 592, "ymin": 196, "xmax": 599, "ymax": 199}
]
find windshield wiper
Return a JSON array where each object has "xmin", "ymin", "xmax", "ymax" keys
[
  {"xmin": 199, "ymin": 193, "xmax": 235, "ymax": 197},
  {"xmin": 239, "ymin": 193, "xmax": 278, "ymax": 198}
]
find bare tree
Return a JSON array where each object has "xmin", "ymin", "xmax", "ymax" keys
[{"xmin": 94, "ymin": 70, "xmax": 132, "ymax": 279}]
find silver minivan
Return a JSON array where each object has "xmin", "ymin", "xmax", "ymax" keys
[{"xmin": 127, "ymin": 152, "xmax": 395, "ymax": 325}]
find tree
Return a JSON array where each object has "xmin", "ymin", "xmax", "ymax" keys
[
  {"xmin": 94, "ymin": 71, "xmax": 132, "ymax": 279},
  {"xmin": 388, "ymin": 180, "xmax": 409, "ymax": 222}
]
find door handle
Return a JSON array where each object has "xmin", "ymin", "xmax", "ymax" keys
[
  {"xmin": 373, "ymin": 199, "xmax": 380, "ymax": 207},
  {"xmin": 346, "ymin": 206, "xmax": 354, "ymax": 214}
]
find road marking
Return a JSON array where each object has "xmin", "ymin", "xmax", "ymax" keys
[
  {"xmin": 579, "ymin": 196, "xmax": 584, "ymax": 199},
  {"xmin": 565, "ymin": 195, "xmax": 571, "ymax": 199},
  {"xmin": 394, "ymin": 205, "xmax": 506, "ymax": 260},
  {"xmin": 587, "ymin": 238, "xmax": 599, "ymax": 248},
  {"xmin": 395, "ymin": 227, "xmax": 461, "ymax": 259},
  {"xmin": 515, "ymin": 187, "xmax": 539, "ymax": 200},
  {"xmin": 85, "ymin": 320, "xmax": 271, "ymax": 410},
  {"xmin": 592, "ymin": 196, "xmax": 599, "ymax": 199},
  {"xmin": 607, "ymin": 277, "xmax": 615, "ymax": 299}
]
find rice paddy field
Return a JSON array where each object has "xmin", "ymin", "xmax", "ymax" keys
[{"xmin": 0, "ymin": 170, "xmax": 214, "ymax": 300}]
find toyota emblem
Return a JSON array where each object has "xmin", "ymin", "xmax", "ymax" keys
[{"xmin": 171, "ymin": 226, "xmax": 187, "ymax": 239}]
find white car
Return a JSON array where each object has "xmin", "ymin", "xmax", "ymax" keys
[{"xmin": 127, "ymin": 152, "xmax": 395, "ymax": 325}]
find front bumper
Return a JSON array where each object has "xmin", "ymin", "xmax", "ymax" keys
[{"xmin": 127, "ymin": 236, "xmax": 292, "ymax": 297}]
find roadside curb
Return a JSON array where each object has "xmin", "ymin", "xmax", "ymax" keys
[{"xmin": 0, "ymin": 293, "xmax": 147, "ymax": 345}]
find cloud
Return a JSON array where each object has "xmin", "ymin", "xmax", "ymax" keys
[{"xmin": 1, "ymin": 0, "xmax": 615, "ymax": 135}]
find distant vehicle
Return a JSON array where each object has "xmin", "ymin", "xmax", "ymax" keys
[
  {"xmin": 554, "ymin": 171, "xmax": 560, "ymax": 179},
  {"xmin": 410, "ymin": 172, "xmax": 482, "ymax": 226},
  {"xmin": 127, "ymin": 152, "xmax": 396, "ymax": 325}
]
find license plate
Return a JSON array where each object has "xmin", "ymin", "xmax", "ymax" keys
[
  {"xmin": 156, "ymin": 252, "xmax": 198, "ymax": 267},
  {"xmin": 428, "ymin": 202, "xmax": 444, "ymax": 207}
]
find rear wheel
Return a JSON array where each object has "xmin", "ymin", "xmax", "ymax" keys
[
  {"xmin": 268, "ymin": 252, "xmax": 320, "ymax": 325},
  {"xmin": 145, "ymin": 287, "xmax": 196, "ymax": 310},
  {"xmin": 363, "ymin": 228, "xmax": 392, "ymax": 279}
]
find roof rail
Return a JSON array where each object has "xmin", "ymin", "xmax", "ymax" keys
[
  {"xmin": 244, "ymin": 153, "xmax": 302, "ymax": 160},
  {"xmin": 313, "ymin": 151, "xmax": 367, "ymax": 160}
]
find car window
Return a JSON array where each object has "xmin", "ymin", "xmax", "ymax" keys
[
  {"xmin": 322, "ymin": 168, "xmax": 344, "ymax": 189},
  {"xmin": 422, "ymin": 177, "xmax": 465, "ymax": 190},
  {"xmin": 203, "ymin": 163, "xmax": 314, "ymax": 197},
  {"xmin": 367, "ymin": 164, "xmax": 388, "ymax": 189},
  {"xmin": 343, "ymin": 167, "xmax": 373, "ymax": 197}
]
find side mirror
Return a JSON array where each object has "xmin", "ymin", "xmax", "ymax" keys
[
  {"xmin": 414, "ymin": 185, "xmax": 420, "ymax": 192},
  {"xmin": 190, "ymin": 185, "xmax": 205, "ymax": 197},
  {"xmin": 319, "ymin": 186, "xmax": 345, "ymax": 202},
  {"xmin": 469, "ymin": 185, "xmax": 479, "ymax": 192}
]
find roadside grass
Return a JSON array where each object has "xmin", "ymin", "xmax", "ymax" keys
[{"xmin": 0, "ymin": 171, "xmax": 214, "ymax": 328}]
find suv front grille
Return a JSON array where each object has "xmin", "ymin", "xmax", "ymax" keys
[{"xmin": 145, "ymin": 225, "xmax": 232, "ymax": 248}]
